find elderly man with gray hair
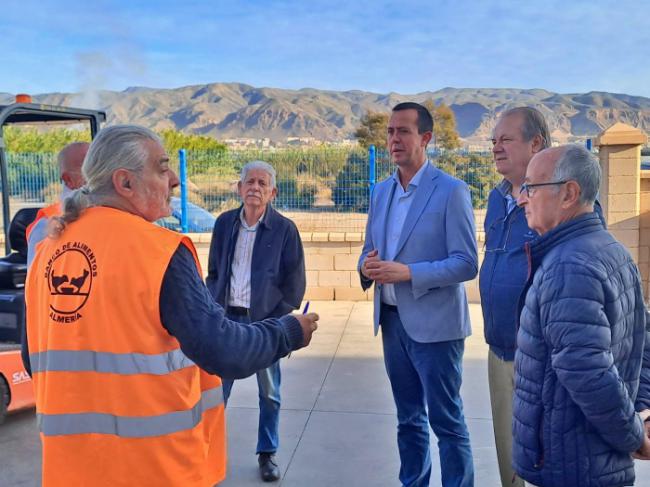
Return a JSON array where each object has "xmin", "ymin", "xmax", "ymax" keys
[
  {"xmin": 27, "ymin": 141, "xmax": 90, "ymax": 266},
  {"xmin": 206, "ymin": 160, "xmax": 306, "ymax": 482},
  {"xmin": 23, "ymin": 126, "xmax": 318, "ymax": 486},
  {"xmin": 513, "ymin": 144, "xmax": 650, "ymax": 487},
  {"xmin": 480, "ymin": 106, "xmax": 550, "ymax": 487}
]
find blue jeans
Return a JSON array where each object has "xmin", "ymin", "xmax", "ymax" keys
[
  {"xmin": 381, "ymin": 304, "xmax": 474, "ymax": 487},
  {"xmin": 222, "ymin": 313, "xmax": 282, "ymax": 454}
]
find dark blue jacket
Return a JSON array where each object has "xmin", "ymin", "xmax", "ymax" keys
[
  {"xmin": 513, "ymin": 213, "xmax": 650, "ymax": 487},
  {"xmin": 479, "ymin": 182, "xmax": 536, "ymax": 360},
  {"xmin": 206, "ymin": 204, "xmax": 306, "ymax": 322}
]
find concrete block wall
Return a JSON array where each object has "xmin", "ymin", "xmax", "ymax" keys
[
  {"xmin": 640, "ymin": 174, "xmax": 650, "ymax": 297},
  {"xmin": 187, "ymin": 233, "xmax": 212, "ymax": 278},
  {"xmin": 598, "ymin": 144, "xmax": 641, "ymax": 259},
  {"xmin": 188, "ymin": 217, "xmax": 486, "ymax": 304},
  {"xmin": 300, "ymin": 232, "xmax": 373, "ymax": 301},
  {"xmin": 187, "ymin": 231, "xmax": 374, "ymax": 301},
  {"xmin": 596, "ymin": 123, "xmax": 648, "ymax": 299}
]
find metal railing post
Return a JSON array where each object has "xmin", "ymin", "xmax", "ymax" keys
[
  {"xmin": 179, "ymin": 149, "xmax": 188, "ymax": 234},
  {"xmin": 368, "ymin": 144, "xmax": 376, "ymax": 197},
  {"xmin": 0, "ymin": 129, "xmax": 10, "ymax": 254}
]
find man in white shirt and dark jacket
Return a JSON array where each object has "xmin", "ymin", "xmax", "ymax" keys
[{"xmin": 206, "ymin": 160, "xmax": 306, "ymax": 482}]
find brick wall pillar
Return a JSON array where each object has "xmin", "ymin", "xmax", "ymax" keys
[{"xmin": 595, "ymin": 122, "xmax": 647, "ymax": 296}]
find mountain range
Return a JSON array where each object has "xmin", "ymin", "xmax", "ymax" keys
[{"xmin": 3, "ymin": 84, "xmax": 650, "ymax": 147}]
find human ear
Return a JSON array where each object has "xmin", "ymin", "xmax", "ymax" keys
[
  {"xmin": 112, "ymin": 169, "xmax": 134, "ymax": 197},
  {"xmin": 531, "ymin": 134, "xmax": 545, "ymax": 154},
  {"xmin": 562, "ymin": 181, "xmax": 581, "ymax": 207}
]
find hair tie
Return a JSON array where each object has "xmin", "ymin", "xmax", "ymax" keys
[{"xmin": 47, "ymin": 216, "xmax": 66, "ymax": 238}]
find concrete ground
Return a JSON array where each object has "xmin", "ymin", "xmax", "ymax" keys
[{"xmin": 2, "ymin": 302, "xmax": 650, "ymax": 486}]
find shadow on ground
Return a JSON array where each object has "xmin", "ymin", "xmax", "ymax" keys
[{"xmin": 3, "ymin": 302, "xmax": 650, "ymax": 486}]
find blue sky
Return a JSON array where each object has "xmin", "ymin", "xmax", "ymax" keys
[{"xmin": 3, "ymin": 0, "xmax": 649, "ymax": 98}]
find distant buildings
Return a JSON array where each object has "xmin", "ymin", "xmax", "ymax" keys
[
  {"xmin": 223, "ymin": 137, "xmax": 272, "ymax": 149},
  {"xmin": 223, "ymin": 136, "xmax": 357, "ymax": 149}
]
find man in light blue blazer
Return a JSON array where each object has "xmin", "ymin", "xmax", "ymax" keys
[{"xmin": 359, "ymin": 102, "xmax": 477, "ymax": 487}]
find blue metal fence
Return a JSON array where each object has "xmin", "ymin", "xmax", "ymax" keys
[
  {"xmin": 4, "ymin": 147, "xmax": 499, "ymax": 232},
  {"xmin": 4, "ymin": 152, "xmax": 59, "ymax": 202},
  {"xmin": 178, "ymin": 148, "xmax": 189, "ymax": 233}
]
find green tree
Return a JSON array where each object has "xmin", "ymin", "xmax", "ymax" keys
[
  {"xmin": 355, "ymin": 103, "xmax": 461, "ymax": 151},
  {"xmin": 434, "ymin": 152, "xmax": 498, "ymax": 208},
  {"xmin": 354, "ymin": 111, "xmax": 389, "ymax": 150},
  {"xmin": 4, "ymin": 127, "xmax": 91, "ymax": 153},
  {"xmin": 424, "ymin": 100, "xmax": 461, "ymax": 150},
  {"xmin": 275, "ymin": 179, "xmax": 317, "ymax": 210},
  {"xmin": 159, "ymin": 129, "xmax": 227, "ymax": 153},
  {"xmin": 332, "ymin": 150, "xmax": 371, "ymax": 212},
  {"xmin": 5, "ymin": 127, "xmax": 228, "ymax": 154}
]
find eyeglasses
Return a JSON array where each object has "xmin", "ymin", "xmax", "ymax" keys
[
  {"xmin": 520, "ymin": 180, "xmax": 567, "ymax": 197},
  {"xmin": 483, "ymin": 217, "xmax": 512, "ymax": 253}
]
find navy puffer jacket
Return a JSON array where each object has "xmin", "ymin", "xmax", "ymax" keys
[{"xmin": 513, "ymin": 213, "xmax": 650, "ymax": 487}]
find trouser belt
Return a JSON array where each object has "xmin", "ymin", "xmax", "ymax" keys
[
  {"xmin": 228, "ymin": 306, "xmax": 250, "ymax": 316},
  {"xmin": 381, "ymin": 303, "xmax": 398, "ymax": 313}
]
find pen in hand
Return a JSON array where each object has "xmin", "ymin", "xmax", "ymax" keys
[{"xmin": 288, "ymin": 301, "xmax": 311, "ymax": 358}]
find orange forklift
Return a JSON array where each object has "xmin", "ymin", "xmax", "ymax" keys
[{"xmin": 0, "ymin": 97, "xmax": 105, "ymax": 423}]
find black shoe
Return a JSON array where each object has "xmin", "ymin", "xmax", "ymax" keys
[{"xmin": 258, "ymin": 452, "xmax": 280, "ymax": 482}]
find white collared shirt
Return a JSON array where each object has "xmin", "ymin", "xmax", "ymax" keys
[
  {"xmin": 381, "ymin": 162, "xmax": 428, "ymax": 305},
  {"xmin": 228, "ymin": 209, "xmax": 264, "ymax": 307}
]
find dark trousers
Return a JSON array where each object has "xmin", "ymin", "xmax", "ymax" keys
[{"xmin": 381, "ymin": 304, "xmax": 474, "ymax": 487}]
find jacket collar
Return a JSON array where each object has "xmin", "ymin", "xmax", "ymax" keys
[
  {"xmin": 390, "ymin": 159, "xmax": 429, "ymax": 190},
  {"xmin": 376, "ymin": 162, "xmax": 439, "ymax": 258},
  {"xmin": 392, "ymin": 162, "xmax": 439, "ymax": 257},
  {"xmin": 496, "ymin": 179, "xmax": 513, "ymax": 197},
  {"xmin": 529, "ymin": 212, "xmax": 603, "ymax": 265},
  {"xmin": 236, "ymin": 203, "xmax": 276, "ymax": 230}
]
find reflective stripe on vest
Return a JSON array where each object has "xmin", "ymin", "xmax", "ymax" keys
[
  {"xmin": 29, "ymin": 348, "xmax": 195, "ymax": 375},
  {"xmin": 37, "ymin": 386, "xmax": 223, "ymax": 437}
]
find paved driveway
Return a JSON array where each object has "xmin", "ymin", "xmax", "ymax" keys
[{"xmin": 2, "ymin": 302, "xmax": 650, "ymax": 486}]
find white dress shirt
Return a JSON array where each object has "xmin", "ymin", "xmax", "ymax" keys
[
  {"xmin": 381, "ymin": 162, "xmax": 428, "ymax": 306},
  {"xmin": 228, "ymin": 209, "xmax": 264, "ymax": 308}
]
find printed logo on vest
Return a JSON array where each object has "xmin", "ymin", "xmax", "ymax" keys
[{"xmin": 44, "ymin": 241, "xmax": 97, "ymax": 324}]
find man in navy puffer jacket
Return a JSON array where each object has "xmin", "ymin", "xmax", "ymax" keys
[{"xmin": 514, "ymin": 144, "xmax": 650, "ymax": 487}]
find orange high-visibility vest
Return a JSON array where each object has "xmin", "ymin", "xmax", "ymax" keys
[
  {"xmin": 26, "ymin": 206, "xmax": 226, "ymax": 487},
  {"xmin": 25, "ymin": 202, "xmax": 60, "ymax": 241}
]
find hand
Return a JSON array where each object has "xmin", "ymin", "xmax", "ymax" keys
[
  {"xmin": 633, "ymin": 433, "xmax": 650, "ymax": 460},
  {"xmin": 632, "ymin": 410, "xmax": 650, "ymax": 460},
  {"xmin": 364, "ymin": 259, "xmax": 411, "ymax": 284},
  {"xmin": 295, "ymin": 312, "xmax": 319, "ymax": 347},
  {"xmin": 361, "ymin": 249, "xmax": 379, "ymax": 279}
]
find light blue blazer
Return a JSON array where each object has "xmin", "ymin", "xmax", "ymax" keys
[{"xmin": 358, "ymin": 162, "xmax": 478, "ymax": 343}]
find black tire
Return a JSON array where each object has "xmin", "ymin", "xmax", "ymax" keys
[{"xmin": 0, "ymin": 375, "xmax": 9, "ymax": 425}]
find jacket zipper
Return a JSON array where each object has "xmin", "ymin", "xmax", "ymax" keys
[{"xmin": 534, "ymin": 413, "xmax": 545, "ymax": 469}]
